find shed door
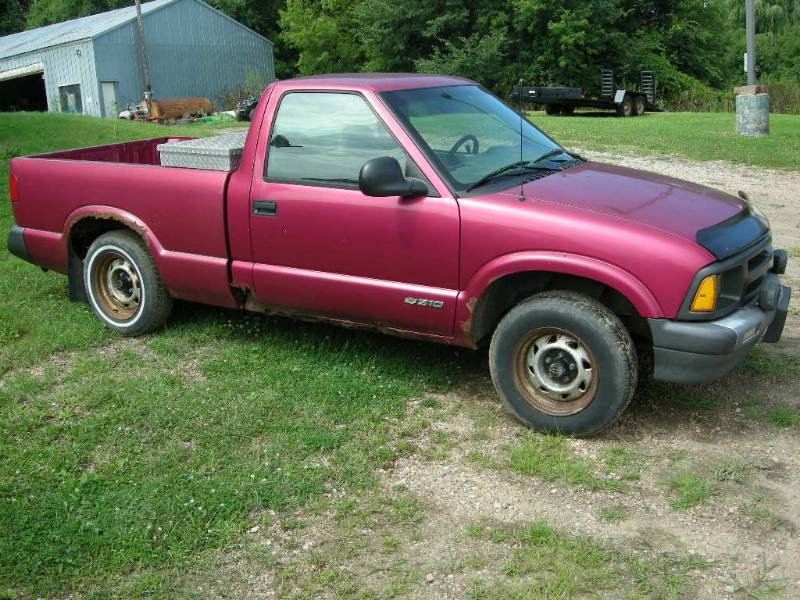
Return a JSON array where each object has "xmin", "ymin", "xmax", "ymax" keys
[{"xmin": 101, "ymin": 82, "xmax": 117, "ymax": 118}]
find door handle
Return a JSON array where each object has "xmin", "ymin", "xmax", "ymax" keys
[{"xmin": 252, "ymin": 200, "xmax": 277, "ymax": 217}]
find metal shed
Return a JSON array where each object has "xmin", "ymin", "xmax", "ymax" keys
[{"xmin": 0, "ymin": 0, "xmax": 275, "ymax": 117}]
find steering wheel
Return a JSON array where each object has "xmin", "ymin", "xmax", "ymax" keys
[{"xmin": 449, "ymin": 134, "xmax": 479, "ymax": 155}]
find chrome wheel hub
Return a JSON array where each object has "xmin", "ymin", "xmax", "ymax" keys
[
  {"xmin": 105, "ymin": 257, "xmax": 140, "ymax": 308},
  {"xmin": 526, "ymin": 332, "xmax": 593, "ymax": 402}
]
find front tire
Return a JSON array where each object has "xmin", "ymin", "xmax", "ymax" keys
[
  {"xmin": 83, "ymin": 230, "xmax": 173, "ymax": 335},
  {"xmin": 489, "ymin": 291, "xmax": 637, "ymax": 436}
]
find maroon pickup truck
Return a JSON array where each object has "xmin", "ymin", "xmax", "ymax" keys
[{"xmin": 7, "ymin": 74, "xmax": 790, "ymax": 435}]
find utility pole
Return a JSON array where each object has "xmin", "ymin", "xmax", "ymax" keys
[
  {"xmin": 134, "ymin": 0, "xmax": 152, "ymax": 103},
  {"xmin": 745, "ymin": 0, "xmax": 756, "ymax": 85}
]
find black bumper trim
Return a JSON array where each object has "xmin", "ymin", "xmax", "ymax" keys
[
  {"xmin": 6, "ymin": 225, "xmax": 34, "ymax": 264},
  {"xmin": 653, "ymin": 344, "xmax": 755, "ymax": 385},
  {"xmin": 649, "ymin": 282, "xmax": 790, "ymax": 385},
  {"xmin": 763, "ymin": 284, "xmax": 790, "ymax": 343}
]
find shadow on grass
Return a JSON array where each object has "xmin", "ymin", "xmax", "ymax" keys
[{"xmin": 166, "ymin": 300, "xmax": 488, "ymax": 389}]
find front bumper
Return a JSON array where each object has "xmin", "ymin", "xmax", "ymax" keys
[
  {"xmin": 649, "ymin": 275, "xmax": 791, "ymax": 384},
  {"xmin": 6, "ymin": 225, "xmax": 34, "ymax": 264}
]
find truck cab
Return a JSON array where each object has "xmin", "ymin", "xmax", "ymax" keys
[{"xmin": 7, "ymin": 74, "xmax": 791, "ymax": 436}]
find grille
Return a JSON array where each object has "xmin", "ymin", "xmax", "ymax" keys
[{"xmin": 718, "ymin": 237, "xmax": 773, "ymax": 313}]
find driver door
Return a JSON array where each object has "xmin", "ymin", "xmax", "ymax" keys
[{"xmin": 248, "ymin": 91, "xmax": 460, "ymax": 336}]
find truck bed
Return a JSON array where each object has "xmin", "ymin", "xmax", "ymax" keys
[
  {"xmin": 9, "ymin": 137, "xmax": 238, "ymax": 308},
  {"xmin": 34, "ymin": 137, "xmax": 190, "ymax": 165}
]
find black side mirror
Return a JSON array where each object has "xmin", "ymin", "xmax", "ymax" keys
[{"xmin": 359, "ymin": 156, "xmax": 428, "ymax": 198}]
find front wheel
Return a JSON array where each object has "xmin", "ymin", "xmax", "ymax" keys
[
  {"xmin": 83, "ymin": 230, "xmax": 173, "ymax": 335},
  {"xmin": 489, "ymin": 291, "xmax": 637, "ymax": 436}
]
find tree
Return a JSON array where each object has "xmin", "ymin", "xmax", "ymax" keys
[
  {"xmin": 416, "ymin": 30, "xmax": 511, "ymax": 91},
  {"xmin": 279, "ymin": 0, "xmax": 363, "ymax": 74},
  {"xmin": 1, "ymin": 0, "xmax": 28, "ymax": 35}
]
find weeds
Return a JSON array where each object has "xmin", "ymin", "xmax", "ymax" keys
[
  {"xmin": 467, "ymin": 521, "xmax": 709, "ymax": 599},
  {"xmin": 666, "ymin": 470, "xmax": 718, "ymax": 511},
  {"xmin": 507, "ymin": 434, "xmax": 622, "ymax": 492}
]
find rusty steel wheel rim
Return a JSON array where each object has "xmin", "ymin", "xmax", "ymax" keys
[
  {"xmin": 512, "ymin": 327, "xmax": 598, "ymax": 416},
  {"xmin": 90, "ymin": 249, "xmax": 142, "ymax": 322}
]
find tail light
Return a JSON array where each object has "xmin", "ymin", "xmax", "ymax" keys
[{"xmin": 9, "ymin": 173, "xmax": 18, "ymax": 203}]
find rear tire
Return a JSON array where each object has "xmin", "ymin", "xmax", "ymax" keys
[
  {"xmin": 560, "ymin": 105, "xmax": 575, "ymax": 115},
  {"xmin": 83, "ymin": 230, "xmax": 173, "ymax": 336},
  {"xmin": 489, "ymin": 291, "xmax": 637, "ymax": 436},
  {"xmin": 633, "ymin": 95, "xmax": 646, "ymax": 116},
  {"xmin": 616, "ymin": 95, "xmax": 634, "ymax": 117},
  {"xmin": 545, "ymin": 104, "xmax": 561, "ymax": 116}
]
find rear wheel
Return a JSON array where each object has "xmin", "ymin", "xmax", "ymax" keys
[
  {"xmin": 489, "ymin": 291, "xmax": 637, "ymax": 436},
  {"xmin": 545, "ymin": 104, "xmax": 561, "ymax": 116},
  {"xmin": 616, "ymin": 95, "xmax": 634, "ymax": 117},
  {"xmin": 633, "ymin": 95, "xmax": 646, "ymax": 116},
  {"xmin": 560, "ymin": 105, "xmax": 575, "ymax": 115},
  {"xmin": 83, "ymin": 230, "xmax": 173, "ymax": 335}
]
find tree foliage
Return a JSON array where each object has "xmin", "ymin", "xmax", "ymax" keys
[{"xmin": 1, "ymin": 0, "xmax": 798, "ymax": 109}]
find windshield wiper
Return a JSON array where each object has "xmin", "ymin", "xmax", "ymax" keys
[
  {"xmin": 531, "ymin": 148, "xmax": 567, "ymax": 165},
  {"xmin": 464, "ymin": 161, "xmax": 533, "ymax": 192},
  {"xmin": 531, "ymin": 147, "xmax": 585, "ymax": 165}
]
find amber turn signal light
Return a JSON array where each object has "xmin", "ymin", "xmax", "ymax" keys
[{"xmin": 690, "ymin": 275, "xmax": 718, "ymax": 312}]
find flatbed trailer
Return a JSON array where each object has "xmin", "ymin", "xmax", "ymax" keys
[{"xmin": 515, "ymin": 70, "xmax": 658, "ymax": 117}]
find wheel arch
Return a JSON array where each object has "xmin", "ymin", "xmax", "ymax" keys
[
  {"xmin": 456, "ymin": 252, "xmax": 661, "ymax": 347},
  {"xmin": 64, "ymin": 207, "xmax": 163, "ymax": 302}
]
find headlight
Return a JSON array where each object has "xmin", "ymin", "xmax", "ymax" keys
[{"xmin": 690, "ymin": 274, "xmax": 718, "ymax": 312}]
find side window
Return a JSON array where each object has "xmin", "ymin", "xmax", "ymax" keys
[{"xmin": 265, "ymin": 92, "xmax": 408, "ymax": 186}]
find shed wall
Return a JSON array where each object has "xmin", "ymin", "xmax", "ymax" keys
[
  {"xmin": 94, "ymin": 0, "xmax": 274, "ymax": 113},
  {"xmin": 0, "ymin": 40, "xmax": 101, "ymax": 115}
]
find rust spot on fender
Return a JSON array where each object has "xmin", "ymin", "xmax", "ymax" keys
[
  {"xmin": 66, "ymin": 212, "xmax": 150, "ymax": 252},
  {"xmin": 459, "ymin": 296, "xmax": 479, "ymax": 346}
]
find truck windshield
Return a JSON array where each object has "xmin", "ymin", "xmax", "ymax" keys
[{"xmin": 381, "ymin": 85, "xmax": 563, "ymax": 193}]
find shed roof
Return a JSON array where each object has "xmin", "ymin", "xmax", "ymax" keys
[{"xmin": 0, "ymin": 0, "xmax": 177, "ymax": 59}]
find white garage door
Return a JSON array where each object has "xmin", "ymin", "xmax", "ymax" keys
[{"xmin": 0, "ymin": 63, "xmax": 44, "ymax": 82}]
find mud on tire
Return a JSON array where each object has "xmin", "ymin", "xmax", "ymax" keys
[{"xmin": 489, "ymin": 291, "xmax": 638, "ymax": 436}]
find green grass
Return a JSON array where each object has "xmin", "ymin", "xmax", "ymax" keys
[
  {"xmin": 665, "ymin": 470, "xmax": 718, "ymax": 511},
  {"xmin": 742, "ymin": 396, "xmax": 800, "ymax": 428},
  {"xmin": 507, "ymin": 434, "xmax": 622, "ymax": 492},
  {"xmin": 0, "ymin": 112, "xmax": 477, "ymax": 597},
  {"xmin": 763, "ymin": 405, "xmax": 800, "ymax": 427},
  {"xmin": 602, "ymin": 444, "xmax": 646, "ymax": 481},
  {"xmin": 597, "ymin": 507, "xmax": 630, "ymax": 524},
  {"xmin": 530, "ymin": 111, "xmax": 800, "ymax": 170},
  {"xmin": 467, "ymin": 521, "xmax": 708, "ymax": 599}
]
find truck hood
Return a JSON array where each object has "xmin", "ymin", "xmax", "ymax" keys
[{"xmin": 494, "ymin": 161, "xmax": 747, "ymax": 242}]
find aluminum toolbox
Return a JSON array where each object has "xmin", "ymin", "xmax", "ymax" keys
[{"xmin": 157, "ymin": 131, "xmax": 247, "ymax": 171}]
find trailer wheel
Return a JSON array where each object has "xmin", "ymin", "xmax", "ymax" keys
[
  {"xmin": 489, "ymin": 291, "xmax": 637, "ymax": 436},
  {"xmin": 84, "ymin": 230, "xmax": 173, "ymax": 336},
  {"xmin": 633, "ymin": 95, "xmax": 646, "ymax": 116},
  {"xmin": 616, "ymin": 95, "xmax": 634, "ymax": 117},
  {"xmin": 560, "ymin": 106, "xmax": 575, "ymax": 115},
  {"xmin": 545, "ymin": 104, "xmax": 561, "ymax": 116}
]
